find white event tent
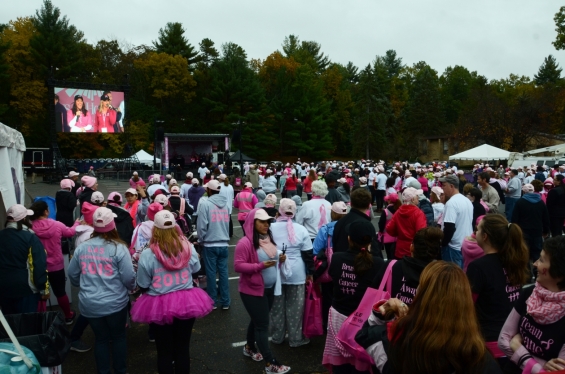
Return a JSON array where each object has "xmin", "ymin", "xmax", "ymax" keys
[
  {"xmin": 135, "ymin": 149, "xmax": 160, "ymax": 165},
  {"xmin": 449, "ymin": 144, "xmax": 510, "ymax": 161}
]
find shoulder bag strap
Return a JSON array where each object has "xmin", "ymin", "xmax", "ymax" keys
[{"xmin": 377, "ymin": 259, "xmax": 397, "ymax": 293}]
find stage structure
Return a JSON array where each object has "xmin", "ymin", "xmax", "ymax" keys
[{"xmin": 162, "ymin": 133, "xmax": 230, "ymax": 170}]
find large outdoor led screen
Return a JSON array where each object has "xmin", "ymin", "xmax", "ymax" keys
[{"xmin": 54, "ymin": 88, "xmax": 125, "ymax": 133}]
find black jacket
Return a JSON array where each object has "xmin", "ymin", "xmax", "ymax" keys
[
  {"xmin": 512, "ymin": 195, "xmax": 550, "ymax": 237},
  {"xmin": 106, "ymin": 205, "xmax": 135, "ymax": 245},
  {"xmin": 333, "ymin": 208, "xmax": 382, "ymax": 258},
  {"xmin": 56, "ymin": 190, "xmax": 77, "ymax": 227},
  {"xmin": 418, "ymin": 199, "xmax": 435, "ymax": 227},
  {"xmin": 547, "ymin": 186, "xmax": 565, "ymax": 218}
]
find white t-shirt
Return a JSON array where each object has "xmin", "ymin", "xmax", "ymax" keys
[
  {"xmin": 441, "ymin": 193, "xmax": 473, "ymax": 251},
  {"xmin": 376, "ymin": 173, "xmax": 387, "ymax": 190},
  {"xmin": 270, "ymin": 221, "xmax": 312, "ymax": 285},
  {"xmin": 368, "ymin": 171, "xmax": 376, "ymax": 186},
  {"xmin": 295, "ymin": 198, "xmax": 332, "ymax": 239},
  {"xmin": 198, "ymin": 167, "xmax": 208, "ymax": 179}
]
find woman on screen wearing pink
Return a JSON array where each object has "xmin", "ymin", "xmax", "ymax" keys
[
  {"xmin": 67, "ymin": 95, "xmax": 93, "ymax": 133},
  {"xmin": 94, "ymin": 95, "xmax": 117, "ymax": 133}
]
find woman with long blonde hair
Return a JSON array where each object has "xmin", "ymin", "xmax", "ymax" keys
[
  {"xmin": 358, "ymin": 261, "xmax": 499, "ymax": 374},
  {"xmin": 131, "ymin": 210, "xmax": 214, "ymax": 373}
]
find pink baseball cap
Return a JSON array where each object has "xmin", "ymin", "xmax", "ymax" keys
[
  {"xmin": 6, "ymin": 204, "xmax": 33, "ymax": 222},
  {"xmin": 331, "ymin": 201, "xmax": 348, "ymax": 215},
  {"xmin": 91, "ymin": 191, "xmax": 104, "ymax": 204},
  {"xmin": 384, "ymin": 193, "xmax": 399, "ymax": 203},
  {"xmin": 93, "ymin": 207, "xmax": 117, "ymax": 233},
  {"xmin": 108, "ymin": 192, "xmax": 122, "ymax": 203},
  {"xmin": 147, "ymin": 202, "xmax": 164, "ymax": 221},
  {"xmin": 154, "ymin": 210, "xmax": 176, "ymax": 229},
  {"xmin": 244, "ymin": 182, "xmax": 253, "ymax": 188},
  {"xmin": 60, "ymin": 179, "xmax": 74, "ymax": 190},
  {"xmin": 218, "ymin": 174, "xmax": 227, "ymax": 181},
  {"xmin": 278, "ymin": 198, "xmax": 296, "ymax": 217},
  {"xmin": 254, "ymin": 209, "xmax": 271, "ymax": 221},
  {"xmin": 204, "ymin": 180, "xmax": 221, "ymax": 191},
  {"xmin": 68, "ymin": 171, "xmax": 79, "ymax": 177},
  {"xmin": 402, "ymin": 187, "xmax": 423, "ymax": 202},
  {"xmin": 431, "ymin": 186, "xmax": 444, "ymax": 197},
  {"xmin": 191, "ymin": 178, "xmax": 200, "ymax": 185},
  {"xmin": 125, "ymin": 188, "xmax": 138, "ymax": 195},
  {"xmin": 154, "ymin": 194, "xmax": 169, "ymax": 206}
]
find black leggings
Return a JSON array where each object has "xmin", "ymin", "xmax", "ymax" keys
[
  {"xmin": 549, "ymin": 217, "xmax": 564, "ymax": 237},
  {"xmin": 49, "ymin": 269, "xmax": 67, "ymax": 297},
  {"xmin": 151, "ymin": 318, "xmax": 195, "ymax": 374},
  {"xmin": 240, "ymin": 287, "xmax": 275, "ymax": 363}
]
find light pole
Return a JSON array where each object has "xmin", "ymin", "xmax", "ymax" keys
[
  {"xmin": 232, "ymin": 120, "xmax": 245, "ymax": 172},
  {"xmin": 154, "ymin": 119, "xmax": 164, "ymax": 171}
]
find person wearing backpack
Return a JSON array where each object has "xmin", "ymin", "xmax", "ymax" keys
[
  {"xmin": 378, "ymin": 193, "xmax": 401, "ymax": 260},
  {"xmin": 168, "ymin": 185, "xmax": 195, "ymax": 235},
  {"xmin": 322, "ymin": 220, "xmax": 385, "ymax": 374},
  {"xmin": 312, "ymin": 201, "xmax": 348, "ymax": 331}
]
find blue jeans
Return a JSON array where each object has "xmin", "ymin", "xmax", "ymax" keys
[
  {"xmin": 442, "ymin": 246, "xmax": 463, "ymax": 268},
  {"xmin": 88, "ymin": 307, "xmax": 128, "ymax": 374},
  {"xmin": 505, "ymin": 197, "xmax": 518, "ymax": 221},
  {"xmin": 203, "ymin": 246, "xmax": 230, "ymax": 307}
]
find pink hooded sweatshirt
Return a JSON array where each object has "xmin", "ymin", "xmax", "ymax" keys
[
  {"xmin": 462, "ymin": 234, "xmax": 485, "ymax": 272},
  {"xmin": 233, "ymin": 188, "xmax": 258, "ymax": 222},
  {"xmin": 32, "ymin": 219, "xmax": 79, "ymax": 271},
  {"xmin": 234, "ymin": 208, "xmax": 272, "ymax": 296}
]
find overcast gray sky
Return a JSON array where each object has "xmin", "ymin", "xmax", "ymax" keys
[{"xmin": 3, "ymin": 0, "xmax": 563, "ymax": 80}]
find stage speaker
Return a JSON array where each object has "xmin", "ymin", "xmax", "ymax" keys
[
  {"xmin": 157, "ymin": 127, "xmax": 165, "ymax": 141},
  {"xmin": 232, "ymin": 130, "xmax": 241, "ymax": 144}
]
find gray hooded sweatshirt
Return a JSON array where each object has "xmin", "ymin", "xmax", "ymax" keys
[
  {"xmin": 68, "ymin": 236, "xmax": 136, "ymax": 318},
  {"xmin": 197, "ymin": 193, "xmax": 230, "ymax": 246}
]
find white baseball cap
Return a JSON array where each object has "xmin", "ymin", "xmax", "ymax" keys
[
  {"xmin": 204, "ymin": 180, "xmax": 221, "ymax": 191},
  {"xmin": 6, "ymin": 204, "xmax": 33, "ymax": 221},
  {"xmin": 125, "ymin": 188, "xmax": 138, "ymax": 195},
  {"xmin": 154, "ymin": 210, "xmax": 176, "ymax": 229}
]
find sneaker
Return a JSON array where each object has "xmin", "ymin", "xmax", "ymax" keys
[
  {"xmin": 242, "ymin": 345, "xmax": 263, "ymax": 362},
  {"xmin": 222, "ymin": 305, "xmax": 230, "ymax": 310},
  {"xmin": 148, "ymin": 337, "xmax": 155, "ymax": 343},
  {"xmin": 65, "ymin": 311, "xmax": 76, "ymax": 325},
  {"xmin": 213, "ymin": 305, "xmax": 218, "ymax": 310},
  {"xmin": 70, "ymin": 340, "xmax": 91, "ymax": 353},
  {"xmin": 290, "ymin": 338, "xmax": 310, "ymax": 348},
  {"xmin": 265, "ymin": 360, "xmax": 290, "ymax": 374}
]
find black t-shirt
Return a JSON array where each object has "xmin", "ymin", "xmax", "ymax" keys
[
  {"xmin": 514, "ymin": 286, "xmax": 565, "ymax": 362},
  {"xmin": 371, "ymin": 257, "xmax": 429, "ymax": 307},
  {"xmin": 466, "ymin": 254, "xmax": 521, "ymax": 342},
  {"xmin": 329, "ymin": 250, "xmax": 385, "ymax": 316}
]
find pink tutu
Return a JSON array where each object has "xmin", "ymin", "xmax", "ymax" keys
[{"xmin": 131, "ymin": 288, "xmax": 214, "ymax": 325}]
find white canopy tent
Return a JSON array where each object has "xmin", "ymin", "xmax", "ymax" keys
[
  {"xmin": 135, "ymin": 149, "xmax": 160, "ymax": 165},
  {"xmin": 449, "ymin": 144, "xmax": 511, "ymax": 161}
]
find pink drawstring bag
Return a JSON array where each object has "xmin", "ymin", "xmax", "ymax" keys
[
  {"xmin": 336, "ymin": 260, "xmax": 397, "ymax": 366},
  {"xmin": 303, "ymin": 282, "xmax": 323, "ymax": 338}
]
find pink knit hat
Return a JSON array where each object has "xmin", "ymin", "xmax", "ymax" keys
[
  {"xmin": 147, "ymin": 202, "xmax": 164, "ymax": 221},
  {"xmin": 60, "ymin": 179, "xmax": 74, "ymax": 190},
  {"xmin": 81, "ymin": 176, "xmax": 97, "ymax": 188}
]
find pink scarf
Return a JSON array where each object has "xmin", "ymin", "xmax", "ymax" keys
[
  {"xmin": 150, "ymin": 226, "xmax": 192, "ymax": 271},
  {"xmin": 526, "ymin": 283, "xmax": 565, "ymax": 324},
  {"xmin": 276, "ymin": 216, "xmax": 296, "ymax": 245},
  {"xmin": 259, "ymin": 237, "xmax": 278, "ymax": 258}
]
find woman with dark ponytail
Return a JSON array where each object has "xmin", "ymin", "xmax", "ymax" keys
[
  {"xmin": 323, "ymin": 220, "xmax": 385, "ymax": 374},
  {"xmin": 371, "ymin": 226, "xmax": 443, "ymax": 306},
  {"xmin": 466, "ymin": 213, "xmax": 529, "ymax": 362}
]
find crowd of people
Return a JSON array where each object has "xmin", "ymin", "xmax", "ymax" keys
[{"xmin": 1, "ymin": 157, "xmax": 564, "ymax": 374}]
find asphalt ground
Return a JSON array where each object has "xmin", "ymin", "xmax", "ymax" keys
[{"xmin": 24, "ymin": 177, "xmax": 385, "ymax": 374}]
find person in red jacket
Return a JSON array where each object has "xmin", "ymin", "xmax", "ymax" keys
[{"xmin": 386, "ymin": 187, "xmax": 427, "ymax": 259}]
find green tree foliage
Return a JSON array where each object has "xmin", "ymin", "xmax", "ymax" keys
[
  {"xmin": 200, "ymin": 42, "xmax": 274, "ymax": 159},
  {"xmin": 382, "ymin": 50, "xmax": 403, "ymax": 78},
  {"xmin": 553, "ymin": 6, "xmax": 565, "ymax": 50},
  {"xmin": 534, "ymin": 55, "xmax": 562, "ymax": 86},
  {"xmin": 282, "ymin": 35, "xmax": 330, "ymax": 72},
  {"xmin": 440, "ymin": 66, "xmax": 480, "ymax": 127},
  {"xmin": 30, "ymin": 0, "xmax": 84, "ymax": 80},
  {"xmin": 153, "ymin": 22, "xmax": 199, "ymax": 66}
]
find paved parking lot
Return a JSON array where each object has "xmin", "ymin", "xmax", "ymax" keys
[{"xmin": 24, "ymin": 178, "xmax": 383, "ymax": 374}]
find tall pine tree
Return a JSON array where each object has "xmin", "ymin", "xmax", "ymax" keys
[
  {"xmin": 153, "ymin": 22, "xmax": 199, "ymax": 66},
  {"xmin": 534, "ymin": 55, "xmax": 562, "ymax": 85}
]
